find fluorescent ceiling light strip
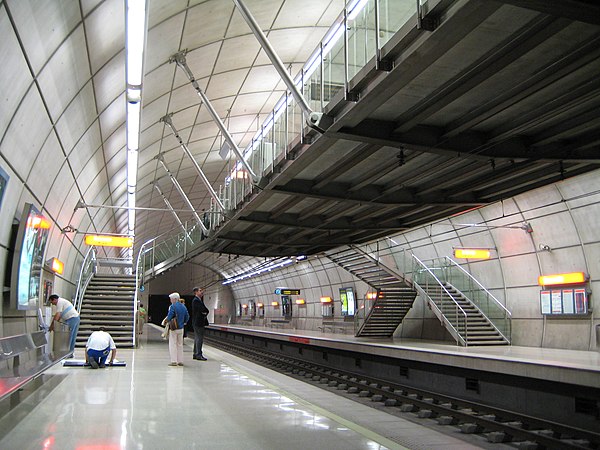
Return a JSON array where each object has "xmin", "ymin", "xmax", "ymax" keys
[
  {"xmin": 127, "ymin": 150, "xmax": 138, "ymax": 185},
  {"xmin": 126, "ymin": 0, "xmax": 147, "ymax": 86},
  {"xmin": 127, "ymin": 101, "xmax": 141, "ymax": 150}
]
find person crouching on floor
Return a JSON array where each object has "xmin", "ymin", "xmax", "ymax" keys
[{"xmin": 85, "ymin": 327, "xmax": 117, "ymax": 369}]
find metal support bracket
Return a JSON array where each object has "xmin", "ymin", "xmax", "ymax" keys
[{"xmin": 169, "ymin": 51, "xmax": 259, "ymax": 184}]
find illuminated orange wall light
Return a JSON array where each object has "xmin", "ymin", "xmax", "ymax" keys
[
  {"xmin": 366, "ymin": 292, "xmax": 377, "ymax": 300},
  {"xmin": 257, "ymin": 303, "xmax": 264, "ymax": 308},
  {"xmin": 85, "ymin": 234, "xmax": 133, "ymax": 248},
  {"xmin": 454, "ymin": 248, "xmax": 491, "ymax": 259},
  {"xmin": 28, "ymin": 215, "xmax": 51, "ymax": 229},
  {"xmin": 538, "ymin": 272, "xmax": 586, "ymax": 286},
  {"xmin": 241, "ymin": 304, "xmax": 248, "ymax": 309},
  {"xmin": 50, "ymin": 258, "xmax": 64, "ymax": 275},
  {"xmin": 320, "ymin": 296, "xmax": 332, "ymax": 303},
  {"xmin": 271, "ymin": 301, "xmax": 279, "ymax": 307},
  {"xmin": 295, "ymin": 299, "xmax": 305, "ymax": 305}
]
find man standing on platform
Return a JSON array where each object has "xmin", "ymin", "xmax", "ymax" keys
[
  {"xmin": 49, "ymin": 294, "xmax": 80, "ymax": 356},
  {"xmin": 192, "ymin": 287, "xmax": 209, "ymax": 361}
]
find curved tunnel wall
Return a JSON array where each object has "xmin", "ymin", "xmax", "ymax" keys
[{"xmin": 183, "ymin": 169, "xmax": 600, "ymax": 351}]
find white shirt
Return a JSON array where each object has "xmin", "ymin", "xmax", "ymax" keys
[
  {"xmin": 86, "ymin": 331, "xmax": 116, "ymax": 351},
  {"xmin": 56, "ymin": 297, "xmax": 79, "ymax": 320}
]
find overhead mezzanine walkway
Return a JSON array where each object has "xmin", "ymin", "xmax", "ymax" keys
[{"xmin": 135, "ymin": 0, "xmax": 600, "ymax": 282}]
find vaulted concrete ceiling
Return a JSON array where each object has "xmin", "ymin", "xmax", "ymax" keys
[{"xmin": 0, "ymin": 0, "xmax": 343, "ymax": 263}]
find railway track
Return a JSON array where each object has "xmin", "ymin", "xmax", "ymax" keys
[{"xmin": 207, "ymin": 336, "xmax": 600, "ymax": 449}]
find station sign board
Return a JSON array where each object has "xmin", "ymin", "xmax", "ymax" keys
[{"xmin": 274, "ymin": 288, "xmax": 300, "ymax": 295}]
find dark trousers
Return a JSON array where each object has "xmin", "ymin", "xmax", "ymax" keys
[{"xmin": 193, "ymin": 324, "xmax": 205, "ymax": 357}]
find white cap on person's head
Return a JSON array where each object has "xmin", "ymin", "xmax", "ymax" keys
[{"xmin": 169, "ymin": 292, "xmax": 180, "ymax": 301}]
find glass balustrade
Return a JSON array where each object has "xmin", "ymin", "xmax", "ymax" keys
[{"xmin": 440, "ymin": 257, "xmax": 512, "ymax": 340}]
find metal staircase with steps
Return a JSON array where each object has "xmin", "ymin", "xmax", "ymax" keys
[
  {"xmin": 76, "ymin": 273, "xmax": 136, "ymax": 348},
  {"xmin": 412, "ymin": 255, "xmax": 511, "ymax": 346},
  {"xmin": 325, "ymin": 245, "xmax": 418, "ymax": 338}
]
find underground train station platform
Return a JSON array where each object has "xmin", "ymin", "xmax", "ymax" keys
[{"xmin": 0, "ymin": 324, "xmax": 511, "ymax": 450}]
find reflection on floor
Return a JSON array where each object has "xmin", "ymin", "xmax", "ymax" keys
[{"xmin": 0, "ymin": 326, "xmax": 510, "ymax": 450}]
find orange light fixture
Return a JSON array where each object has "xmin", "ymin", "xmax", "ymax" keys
[
  {"xmin": 295, "ymin": 299, "xmax": 305, "ymax": 305},
  {"xmin": 50, "ymin": 258, "xmax": 64, "ymax": 275},
  {"xmin": 454, "ymin": 248, "xmax": 491, "ymax": 259},
  {"xmin": 85, "ymin": 234, "xmax": 133, "ymax": 248},
  {"xmin": 257, "ymin": 302, "xmax": 264, "ymax": 308},
  {"xmin": 271, "ymin": 301, "xmax": 279, "ymax": 307},
  {"xmin": 28, "ymin": 215, "xmax": 51, "ymax": 229},
  {"xmin": 242, "ymin": 304, "xmax": 248, "ymax": 309},
  {"xmin": 366, "ymin": 292, "xmax": 377, "ymax": 300},
  {"xmin": 320, "ymin": 296, "xmax": 332, "ymax": 303},
  {"xmin": 538, "ymin": 272, "xmax": 586, "ymax": 286}
]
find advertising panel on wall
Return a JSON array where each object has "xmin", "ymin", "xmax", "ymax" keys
[{"xmin": 10, "ymin": 203, "xmax": 51, "ymax": 310}]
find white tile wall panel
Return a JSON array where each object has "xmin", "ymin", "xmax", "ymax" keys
[{"xmin": 214, "ymin": 36, "xmax": 260, "ymax": 74}]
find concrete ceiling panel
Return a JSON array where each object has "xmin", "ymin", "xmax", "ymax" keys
[
  {"xmin": 27, "ymin": 133, "xmax": 65, "ymax": 200},
  {"xmin": 93, "ymin": 51, "xmax": 125, "ymax": 113},
  {"xmin": 68, "ymin": 124, "xmax": 103, "ymax": 177},
  {"xmin": 8, "ymin": 0, "xmax": 81, "ymax": 75},
  {"xmin": 143, "ymin": 64, "xmax": 175, "ymax": 106},
  {"xmin": 99, "ymin": 94, "xmax": 126, "ymax": 144},
  {"xmin": 181, "ymin": 1, "xmax": 233, "ymax": 50},
  {"xmin": 145, "ymin": 14, "xmax": 185, "ymax": 74},
  {"xmin": 2, "ymin": 89, "xmax": 52, "ymax": 178},
  {"xmin": 85, "ymin": 0, "xmax": 124, "ymax": 75},
  {"xmin": 37, "ymin": 25, "xmax": 92, "ymax": 122},
  {"xmin": 54, "ymin": 82, "xmax": 98, "ymax": 155},
  {"xmin": 0, "ymin": 7, "xmax": 33, "ymax": 139},
  {"xmin": 213, "ymin": 35, "xmax": 260, "ymax": 74}
]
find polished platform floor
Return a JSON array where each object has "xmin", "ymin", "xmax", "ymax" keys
[{"xmin": 0, "ymin": 325, "xmax": 513, "ymax": 450}]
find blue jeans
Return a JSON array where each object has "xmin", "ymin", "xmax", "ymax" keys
[
  {"xmin": 65, "ymin": 316, "xmax": 80, "ymax": 354},
  {"xmin": 87, "ymin": 347, "xmax": 110, "ymax": 365}
]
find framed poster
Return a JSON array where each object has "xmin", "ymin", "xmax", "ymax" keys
[{"xmin": 540, "ymin": 290, "xmax": 551, "ymax": 314}]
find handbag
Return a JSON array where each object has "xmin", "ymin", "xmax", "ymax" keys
[{"xmin": 169, "ymin": 316, "xmax": 178, "ymax": 330}]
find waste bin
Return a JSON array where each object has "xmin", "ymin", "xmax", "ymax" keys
[{"xmin": 52, "ymin": 323, "xmax": 70, "ymax": 353}]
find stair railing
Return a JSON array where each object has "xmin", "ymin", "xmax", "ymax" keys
[
  {"xmin": 354, "ymin": 289, "xmax": 380, "ymax": 335},
  {"xmin": 74, "ymin": 246, "xmax": 97, "ymax": 313},
  {"xmin": 411, "ymin": 254, "xmax": 468, "ymax": 346},
  {"xmin": 441, "ymin": 257, "xmax": 512, "ymax": 343}
]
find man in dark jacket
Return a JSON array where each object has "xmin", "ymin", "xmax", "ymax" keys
[{"xmin": 192, "ymin": 287, "xmax": 209, "ymax": 361}]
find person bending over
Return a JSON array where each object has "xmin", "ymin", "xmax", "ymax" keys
[{"xmin": 85, "ymin": 327, "xmax": 117, "ymax": 369}]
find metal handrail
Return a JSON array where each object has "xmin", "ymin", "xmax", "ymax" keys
[
  {"xmin": 443, "ymin": 256, "xmax": 512, "ymax": 317},
  {"xmin": 74, "ymin": 246, "xmax": 97, "ymax": 313},
  {"xmin": 133, "ymin": 237, "xmax": 157, "ymax": 347},
  {"xmin": 412, "ymin": 254, "xmax": 469, "ymax": 343}
]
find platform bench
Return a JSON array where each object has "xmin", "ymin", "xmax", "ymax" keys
[{"xmin": 0, "ymin": 331, "xmax": 71, "ymax": 403}]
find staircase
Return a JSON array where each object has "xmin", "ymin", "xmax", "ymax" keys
[
  {"xmin": 325, "ymin": 246, "xmax": 418, "ymax": 337},
  {"xmin": 412, "ymin": 255, "xmax": 510, "ymax": 346},
  {"xmin": 442, "ymin": 283, "xmax": 508, "ymax": 345},
  {"xmin": 76, "ymin": 273, "xmax": 136, "ymax": 348}
]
